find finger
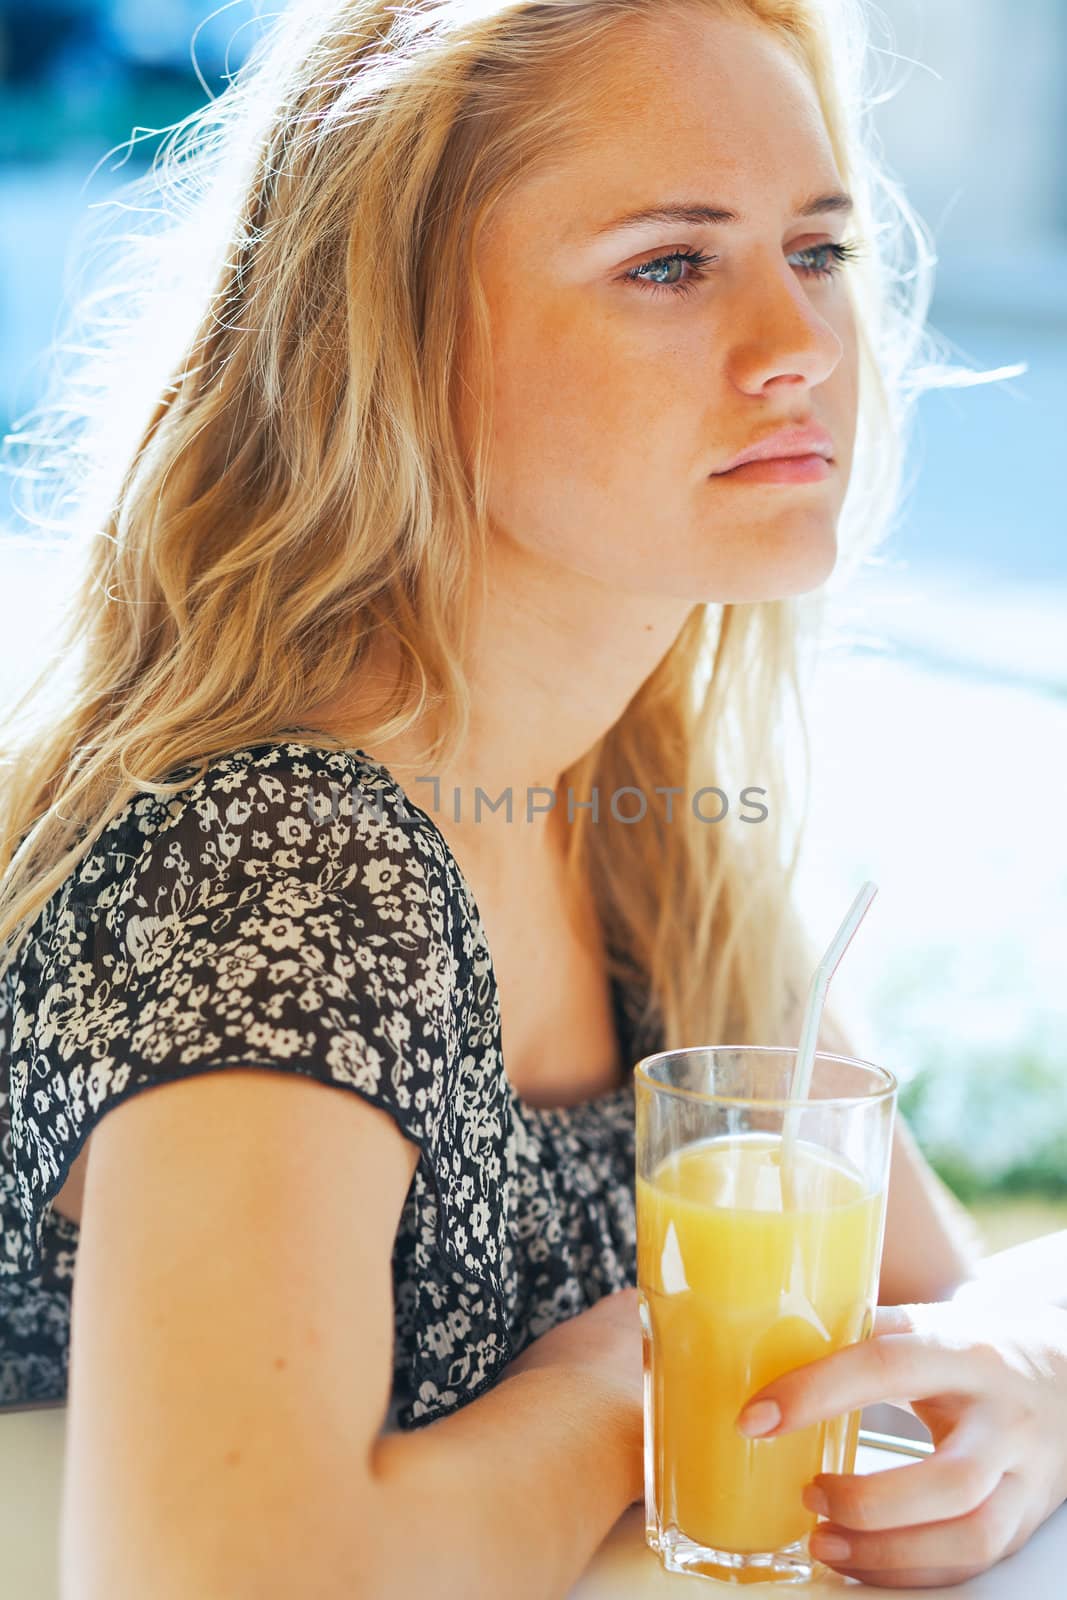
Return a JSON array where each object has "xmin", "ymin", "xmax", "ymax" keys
[
  {"xmin": 804, "ymin": 1417, "xmax": 1003, "ymax": 1533},
  {"xmin": 736, "ymin": 1332, "xmax": 974, "ymax": 1438},
  {"xmin": 809, "ymin": 1471, "xmax": 1026, "ymax": 1583}
]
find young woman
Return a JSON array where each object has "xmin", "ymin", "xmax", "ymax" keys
[{"xmin": 1, "ymin": 1, "xmax": 1064, "ymax": 1595}]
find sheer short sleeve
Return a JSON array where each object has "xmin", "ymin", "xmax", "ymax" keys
[{"xmin": 3, "ymin": 742, "xmax": 481, "ymax": 1282}]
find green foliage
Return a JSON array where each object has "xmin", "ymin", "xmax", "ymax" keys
[{"xmin": 898, "ymin": 1039, "xmax": 1067, "ymax": 1202}]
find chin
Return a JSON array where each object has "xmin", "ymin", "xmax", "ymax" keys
[
  {"xmin": 688, "ymin": 533, "xmax": 839, "ymax": 604},
  {"xmin": 768, "ymin": 519, "xmax": 838, "ymax": 593}
]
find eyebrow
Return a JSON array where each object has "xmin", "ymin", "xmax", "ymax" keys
[{"xmin": 589, "ymin": 191, "xmax": 855, "ymax": 237}]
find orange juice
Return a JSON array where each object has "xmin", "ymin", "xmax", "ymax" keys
[{"xmin": 636, "ymin": 1131, "xmax": 884, "ymax": 1556}]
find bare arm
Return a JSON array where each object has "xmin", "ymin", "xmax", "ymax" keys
[
  {"xmin": 64, "ymin": 1068, "xmax": 641, "ymax": 1600},
  {"xmin": 369, "ymin": 1358, "xmax": 641, "ymax": 1600},
  {"xmin": 877, "ymin": 1111, "xmax": 984, "ymax": 1304}
]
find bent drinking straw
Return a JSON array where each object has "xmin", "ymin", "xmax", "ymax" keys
[{"xmin": 779, "ymin": 880, "xmax": 879, "ymax": 1205}]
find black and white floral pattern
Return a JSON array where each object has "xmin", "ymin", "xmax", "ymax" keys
[{"xmin": 1, "ymin": 741, "xmax": 655, "ymax": 1427}]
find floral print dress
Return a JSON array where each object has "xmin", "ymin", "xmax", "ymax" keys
[{"xmin": 0, "ymin": 740, "xmax": 658, "ymax": 1428}]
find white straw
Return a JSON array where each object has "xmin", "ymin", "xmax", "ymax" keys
[{"xmin": 779, "ymin": 881, "xmax": 879, "ymax": 1201}]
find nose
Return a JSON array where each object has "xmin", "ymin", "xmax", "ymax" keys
[{"xmin": 724, "ymin": 260, "xmax": 844, "ymax": 395}]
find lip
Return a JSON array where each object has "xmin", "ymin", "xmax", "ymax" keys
[
  {"xmin": 713, "ymin": 422, "xmax": 835, "ymax": 475},
  {"xmin": 713, "ymin": 454, "xmax": 833, "ymax": 485}
]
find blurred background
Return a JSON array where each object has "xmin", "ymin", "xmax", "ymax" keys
[{"xmin": 1, "ymin": 1, "xmax": 1064, "ymax": 1250}]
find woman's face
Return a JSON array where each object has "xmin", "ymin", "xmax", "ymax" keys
[{"xmin": 468, "ymin": 6, "xmax": 860, "ymax": 604}]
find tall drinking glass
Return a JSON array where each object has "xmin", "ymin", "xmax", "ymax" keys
[{"xmin": 635, "ymin": 1046, "xmax": 897, "ymax": 1584}]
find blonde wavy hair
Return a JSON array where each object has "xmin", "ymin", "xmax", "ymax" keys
[{"xmin": 0, "ymin": 0, "xmax": 986, "ymax": 1054}]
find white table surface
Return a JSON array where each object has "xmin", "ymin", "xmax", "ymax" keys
[
  {"xmin": 3, "ymin": 1404, "xmax": 1065, "ymax": 1598},
  {"xmin": 567, "ymin": 1437, "xmax": 1067, "ymax": 1597}
]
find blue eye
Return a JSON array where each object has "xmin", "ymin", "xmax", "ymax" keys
[
  {"xmin": 788, "ymin": 239, "xmax": 865, "ymax": 279},
  {"xmin": 625, "ymin": 238, "xmax": 864, "ymax": 299},
  {"xmin": 624, "ymin": 247, "xmax": 716, "ymax": 298}
]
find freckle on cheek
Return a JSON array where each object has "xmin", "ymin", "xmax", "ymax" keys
[{"xmin": 273, "ymin": 1356, "xmax": 288, "ymax": 1371}]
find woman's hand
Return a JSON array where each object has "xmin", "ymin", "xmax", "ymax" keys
[{"xmin": 736, "ymin": 1299, "xmax": 1067, "ymax": 1588}]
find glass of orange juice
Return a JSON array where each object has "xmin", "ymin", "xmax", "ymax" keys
[{"xmin": 635, "ymin": 1046, "xmax": 897, "ymax": 1584}]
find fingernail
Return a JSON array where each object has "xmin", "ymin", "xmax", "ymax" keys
[
  {"xmin": 811, "ymin": 1530, "xmax": 851, "ymax": 1564},
  {"xmin": 803, "ymin": 1486, "xmax": 829, "ymax": 1518},
  {"xmin": 736, "ymin": 1399, "xmax": 781, "ymax": 1436}
]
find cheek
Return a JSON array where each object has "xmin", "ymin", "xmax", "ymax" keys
[
  {"xmin": 829, "ymin": 300, "xmax": 861, "ymax": 469},
  {"xmin": 487, "ymin": 302, "xmax": 697, "ymax": 510},
  {"xmin": 494, "ymin": 312, "xmax": 618, "ymax": 463}
]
